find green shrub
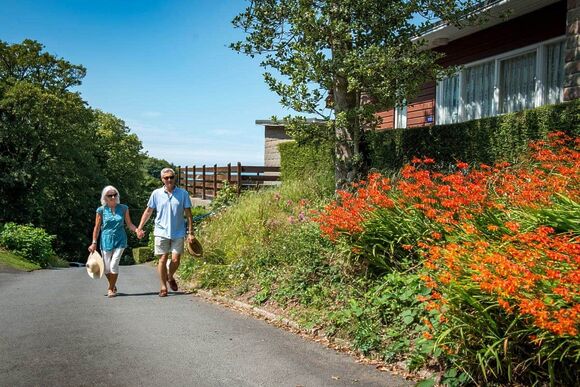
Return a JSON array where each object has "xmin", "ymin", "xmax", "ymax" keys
[
  {"xmin": 356, "ymin": 205, "xmax": 432, "ymax": 272},
  {"xmin": 279, "ymin": 141, "xmax": 335, "ymax": 194},
  {"xmin": 0, "ymin": 223, "xmax": 55, "ymax": 267},
  {"xmin": 132, "ymin": 247, "xmax": 152, "ymax": 264},
  {"xmin": 367, "ymin": 100, "xmax": 580, "ymax": 172},
  {"xmin": 210, "ymin": 181, "xmax": 238, "ymax": 212}
]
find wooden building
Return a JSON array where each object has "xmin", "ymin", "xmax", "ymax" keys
[{"xmin": 378, "ymin": 0, "xmax": 578, "ymax": 129}]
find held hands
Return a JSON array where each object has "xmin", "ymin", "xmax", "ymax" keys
[{"xmin": 135, "ymin": 228, "xmax": 145, "ymax": 239}]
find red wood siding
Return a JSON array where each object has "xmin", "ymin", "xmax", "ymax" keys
[
  {"xmin": 376, "ymin": 0, "xmax": 567, "ymax": 130},
  {"xmin": 377, "ymin": 109, "xmax": 395, "ymax": 130}
]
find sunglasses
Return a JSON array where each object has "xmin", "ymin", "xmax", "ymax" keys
[
  {"xmin": 106, "ymin": 193, "xmax": 118, "ymax": 198},
  {"xmin": 163, "ymin": 175, "xmax": 175, "ymax": 180}
]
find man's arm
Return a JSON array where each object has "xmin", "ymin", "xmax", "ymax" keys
[
  {"xmin": 136, "ymin": 207, "xmax": 154, "ymax": 239},
  {"xmin": 185, "ymin": 207, "xmax": 193, "ymax": 240}
]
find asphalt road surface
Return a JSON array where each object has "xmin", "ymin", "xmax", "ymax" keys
[{"xmin": 0, "ymin": 264, "xmax": 411, "ymax": 386}]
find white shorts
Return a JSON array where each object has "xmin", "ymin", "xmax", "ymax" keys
[
  {"xmin": 101, "ymin": 248, "xmax": 124, "ymax": 274},
  {"xmin": 154, "ymin": 236, "xmax": 184, "ymax": 255}
]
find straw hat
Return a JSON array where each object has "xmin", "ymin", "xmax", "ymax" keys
[
  {"xmin": 187, "ymin": 237, "xmax": 203, "ymax": 257},
  {"xmin": 86, "ymin": 251, "xmax": 104, "ymax": 279}
]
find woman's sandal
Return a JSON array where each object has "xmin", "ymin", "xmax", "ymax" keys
[
  {"xmin": 107, "ymin": 289, "xmax": 116, "ymax": 298},
  {"xmin": 159, "ymin": 289, "xmax": 168, "ymax": 297}
]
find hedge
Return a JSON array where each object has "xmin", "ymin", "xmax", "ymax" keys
[
  {"xmin": 132, "ymin": 246, "xmax": 153, "ymax": 264},
  {"xmin": 367, "ymin": 99, "xmax": 580, "ymax": 172},
  {"xmin": 279, "ymin": 100, "xmax": 579, "ymax": 180},
  {"xmin": 279, "ymin": 140, "xmax": 335, "ymax": 192}
]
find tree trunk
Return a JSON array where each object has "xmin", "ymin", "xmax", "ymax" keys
[{"xmin": 333, "ymin": 74, "xmax": 362, "ymax": 190}]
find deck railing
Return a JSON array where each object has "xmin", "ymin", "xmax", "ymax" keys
[{"xmin": 176, "ymin": 163, "xmax": 280, "ymax": 199}]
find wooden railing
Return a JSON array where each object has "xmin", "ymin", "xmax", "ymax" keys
[{"xmin": 176, "ymin": 163, "xmax": 281, "ymax": 199}]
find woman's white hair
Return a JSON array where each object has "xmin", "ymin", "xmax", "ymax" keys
[
  {"xmin": 100, "ymin": 185, "xmax": 120, "ymax": 206},
  {"xmin": 160, "ymin": 167, "xmax": 175, "ymax": 178}
]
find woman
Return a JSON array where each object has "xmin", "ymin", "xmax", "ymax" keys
[{"xmin": 88, "ymin": 185, "xmax": 138, "ymax": 297}]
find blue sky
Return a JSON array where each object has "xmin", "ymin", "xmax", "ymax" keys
[{"xmin": 0, "ymin": 0, "xmax": 293, "ymax": 166}]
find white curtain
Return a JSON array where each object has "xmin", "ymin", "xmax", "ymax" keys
[
  {"xmin": 545, "ymin": 40, "xmax": 565, "ymax": 105},
  {"xmin": 463, "ymin": 61, "xmax": 495, "ymax": 120},
  {"xmin": 500, "ymin": 52, "xmax": 537, "ymax": 114},
  {"xmin": 438, "ymin": 74, "xmax": 459, "ymax": 124},
  {"xmin": 395, "ymin": 104, "xmax": 407, "ymax": 128}
]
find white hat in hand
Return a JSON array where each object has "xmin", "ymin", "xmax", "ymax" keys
[{"xmin": 86, "ymin": 251, "xmax": 104, "ymax": 279}]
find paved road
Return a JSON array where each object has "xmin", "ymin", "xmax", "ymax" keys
[{"xmin": 0, "ymin": 264, "xmax": 411, "ymax": 386}]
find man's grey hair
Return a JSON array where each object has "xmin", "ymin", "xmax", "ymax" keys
[{"xmin": 160, "ymin": 168, "xmax": 175, "ymax": 178}]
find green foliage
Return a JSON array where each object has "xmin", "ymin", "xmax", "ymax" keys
[
  {"xmin": 0, "ymin": 223, "xmax": 55, "ymax": 267},
  {"xmin": 279, "ymin": 141, "xmax": 334, "ymax": 195},
  {"xmin": 142, "ymin": 156, "xmax": 176, "ymax": 194},
  {"xmin": 92, "ymin": 110, "xmax": 146, "ymax": 207},
  {"xmin": 0, "ymin": 248, "xmax": 41, "ymax": 271},
  {"xmin": 132, "ymin": 246, "xmax": 153, "ymax": 264},
  {"xmin": 119, "ymin": 253, "xmax": 135, "ymax": 266},
  {"xmin": 431, "ymin": 281, "xmax": 580, "ymax": 386},
  {"xmin": 231, "ymin": 0, "xmax": 486, "ymax": 185},
  {"xmin": 279, "ymin": 101, "xmax": 580, "ymax": 191},
  {"xmin": 356, "ymin": 205, "xmax": 432, "ymax": 272},
  {"xmin": 210, "ymin": 181, "xmax": 238, "ymax": 212},
  {"xmin": 515, "ymin": 193, "xmax": 580, "ymax": 234},
  {"xmin": 179, "ymin": 177, "xmax": 428, "ymax": 366},
  {"xmin": 0, "ymin": 40, "xmax": 151, "ymax": 258},
  {"xmin": 366, "ymin": 100, "xmax": 580, "ymax": 172}
]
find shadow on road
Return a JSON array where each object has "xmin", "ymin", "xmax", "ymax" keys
[{"xmin": 114, "ymin": 291, "xmax": 189, "ymax": 297}]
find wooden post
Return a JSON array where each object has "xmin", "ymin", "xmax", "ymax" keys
[
  {"xmin": 236, "ymin": 162, "xmax": 242, "ymax": 195},
  {"xmin": 184, "ymin": 166, "xmax": 189, "ymax": 193},
  {"xmin": 227, "ymin": 163, "xmax": 231, "ymax": 186},
  {"xmin": 202, "ymin": 165, "xmax": 206, "ymax": 200},
  {"xmin": 192, "ymin": 165, "xmax": 196, "ymax": 197},
  {"xmin": 176, "ymin": 166, "xmax": 181, "ymax": 186},
  {"xmin": 213, "ymin": 164, "xmax": 218, "ymax": 198}
]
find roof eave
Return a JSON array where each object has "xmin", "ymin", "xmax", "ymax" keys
[{"xmin": 416, "ymin": 0, "xmax": 560, "ymax": 50}]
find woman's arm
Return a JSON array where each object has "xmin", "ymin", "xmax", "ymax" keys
[
  {"xmin": 88, "ymin": 213, "xmax": 102, "ymax": 253},
  {"xmin": 124, "ymin": 207, "xmax": 138, "ymax": 233}
]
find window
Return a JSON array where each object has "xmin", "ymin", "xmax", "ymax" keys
[
  {"xmin": 436, "ymin": 37, "xmax": 565, "ymax": 124},
  {"xmin": 437, "ymin": 74, "xmax": 460, "ymax": 124},
  {"xmin": 395, "ymin": 103, "xmax": 407, "ymax": 128},
  {"xmin": 499, "ymin": 51, "xmax": 536, "ymax": 114},
  {"xmin": 463, "ymin": 61, "xmax": 495, "ymax": 120},
  {"xmin": 545, "ymin": 40, "xmax": 565, "ymax": 104}
]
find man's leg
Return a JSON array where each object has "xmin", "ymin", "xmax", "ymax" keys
[
  {"xmin": 167, "ymin": 252, "xmax": 181, "ymax": 290},
  {"xmin": 167, "ymin": 237, "xmax": 184, "ymax": 291},
  {"xmin": 158, "ymin": 253, "xmax": 169, "ymax": 294},
  {"xmin": 155, "ymin": 237, "xmax": 171, "ymax": 296}
]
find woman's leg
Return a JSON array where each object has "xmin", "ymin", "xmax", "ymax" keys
[
  {"xmin": 108, "ymin": 248, "xmax": 124, "ymax": 294},
  {"xmin": 102, "ymin": 250, "xmax": 115, "ymax": 296}
]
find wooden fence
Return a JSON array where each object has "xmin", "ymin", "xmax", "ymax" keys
[{"xmin": 176, "ymin": 163, "xmax": 281, "ymax": 199}]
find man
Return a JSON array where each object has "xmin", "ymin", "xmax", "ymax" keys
[{"xmin": 137, "ymin": 168, "xmax": 193, "ymax": 297}]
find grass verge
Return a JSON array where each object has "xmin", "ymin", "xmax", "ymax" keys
[{"xmin": 0, "ymin": 249, "xmax": 41, "ymax": 271}]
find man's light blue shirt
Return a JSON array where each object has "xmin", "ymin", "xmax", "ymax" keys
[{"xmin": 147, "ymin": 187, "xmax": 192, "ymax": 239}]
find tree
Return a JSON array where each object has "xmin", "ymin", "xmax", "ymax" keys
[
  {"xmin": 0, "ymin": 40, "xmax": 102, "ymax": 254},
  {"xmin": 0, "ymin": 40, "xmax": 149, "ymax": 257},
  {"xmin": 92, "ymin": 110, "xmax": 145, "ymax": 207},
  {"xmin": 231, "ymin": 0, "xmax": 487, "ymax": 188}
]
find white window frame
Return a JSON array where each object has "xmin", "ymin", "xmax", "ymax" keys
[{"xmin": 436, "ymin": 35, "xmax": 565, "ymax": 125}]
